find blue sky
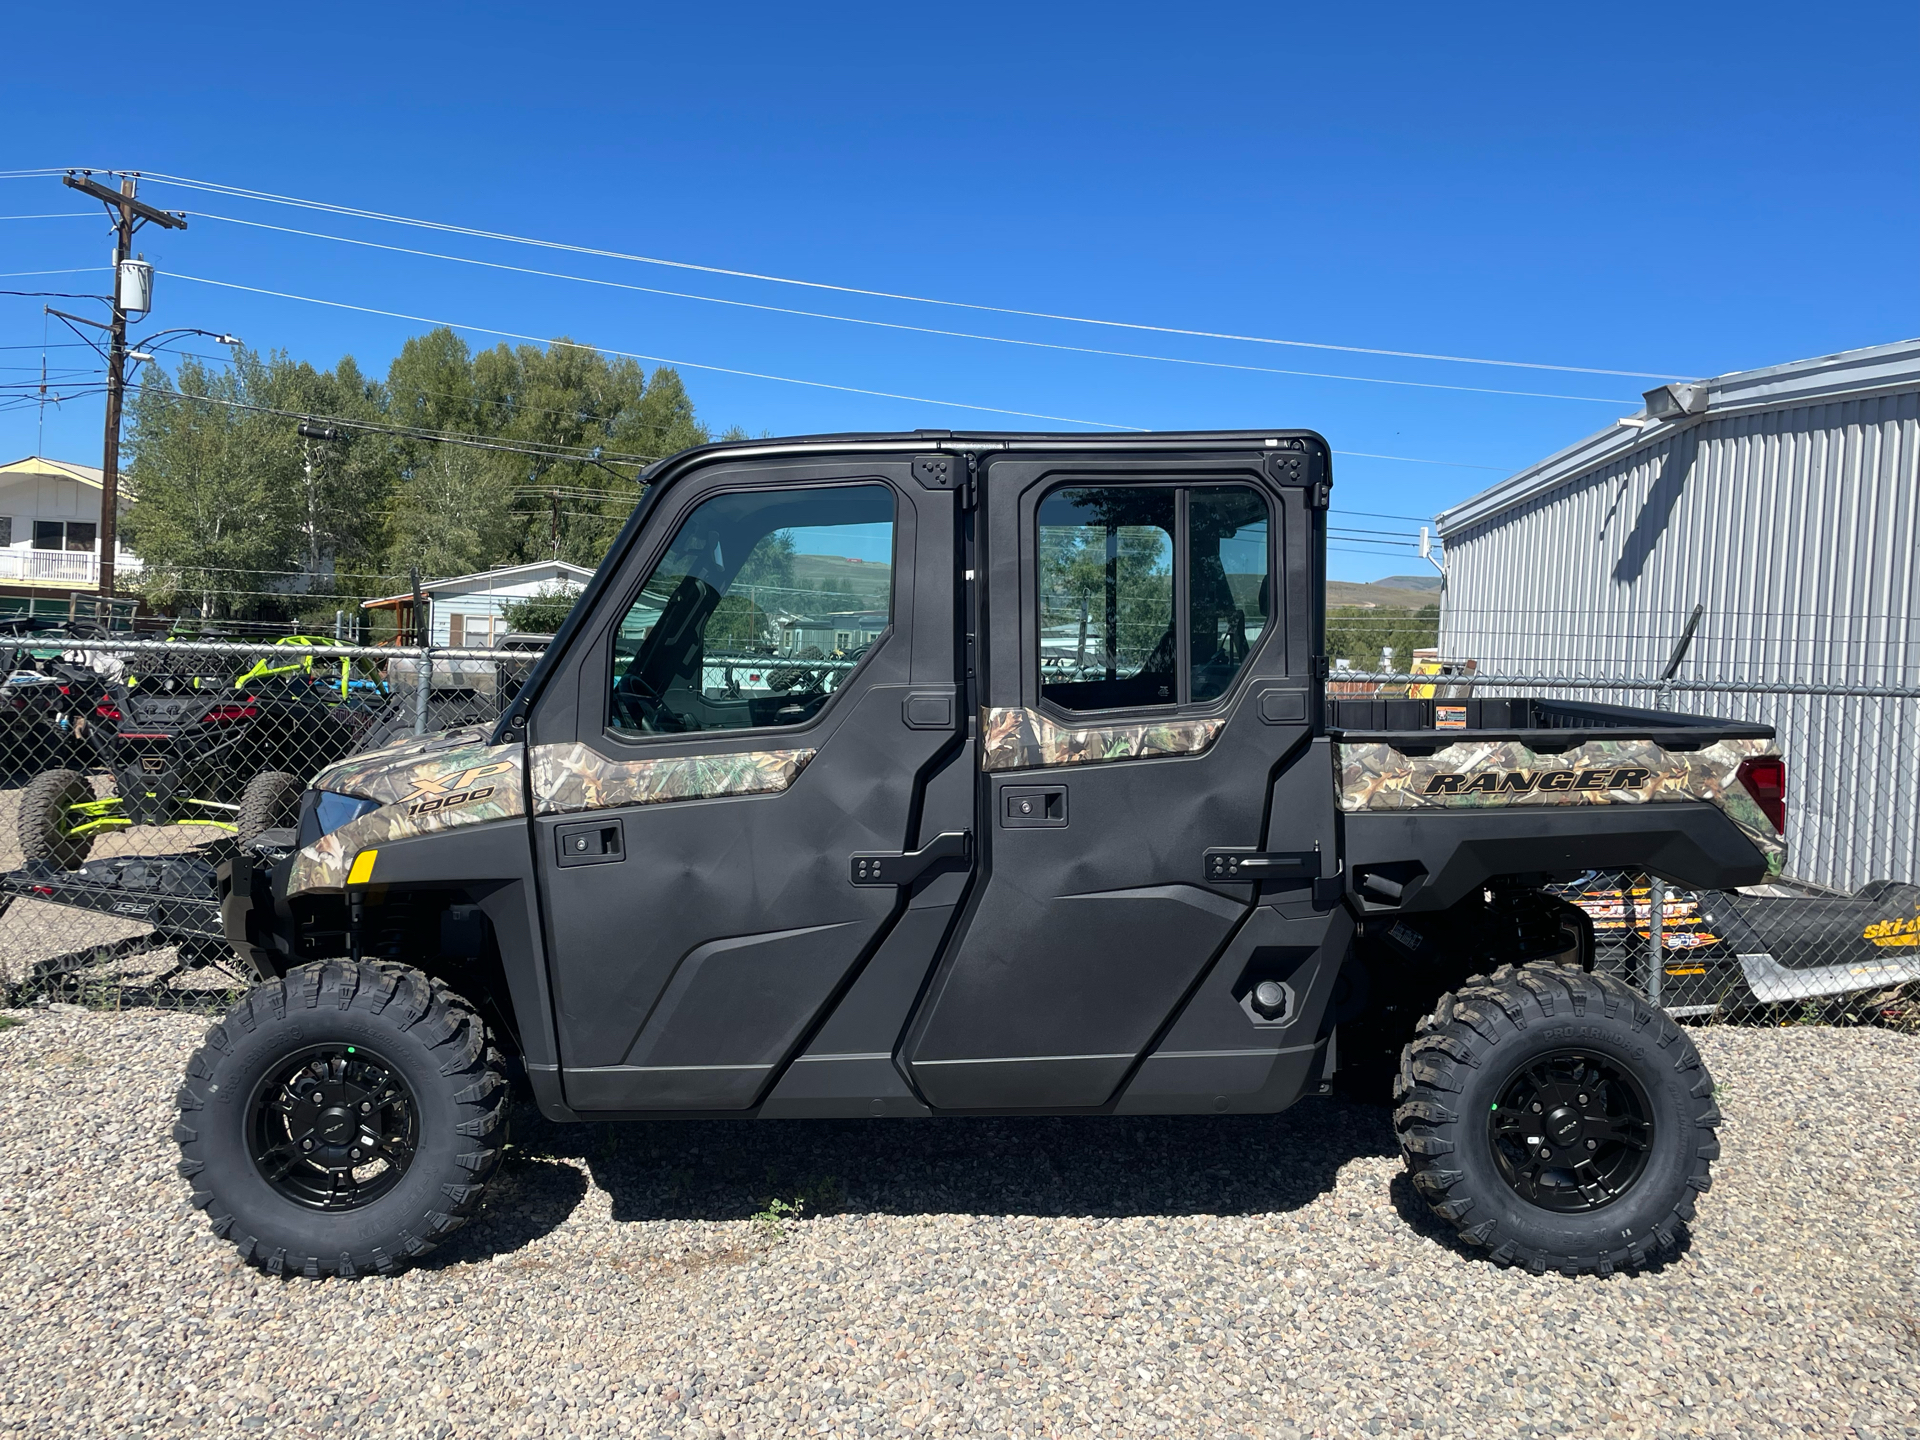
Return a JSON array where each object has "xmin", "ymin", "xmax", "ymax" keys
[{"xmin": 3, "ymin": 1, "xmax": 1914, "ymax": 581}]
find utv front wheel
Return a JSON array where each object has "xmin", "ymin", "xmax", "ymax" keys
[
  {"xmin": 175, "ymin": 962, "xmax": 508, "ymax": 1277},
  {"xmin": 17, "ymin": 767, "xmax": 96, "ymax": 868},
  {"xmin": 1393, "ymin": 963, "xmax": 1720, "ymax": 1276}
]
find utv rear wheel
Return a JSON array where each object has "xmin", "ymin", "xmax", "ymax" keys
[
  {"xmin": 236, "ymin": 770, "xmax": 303, "ymax": 848},
  {"xmin": 174, "ymin": 961, "xmax": 509, "ymax": 1278},
  {"xmin": 1393, "ymin": 962, "xmax": 1720, "ymax": 1276},
  {"xmin": 17, "ymin": 767, "xmax": 95, "ymax": 869}
]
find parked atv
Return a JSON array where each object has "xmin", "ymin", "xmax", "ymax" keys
[
  {"xmin": 17, "ymin": 658, "xmax": 372, "ymax": 869},
  {"xmin": 0, "ymin": 618, "xmax": 112, "ymax": 779}
]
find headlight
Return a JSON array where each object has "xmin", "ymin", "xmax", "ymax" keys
[{"xmin": 306, "ymin": 790, "xmax": 382, "ymax": 844}]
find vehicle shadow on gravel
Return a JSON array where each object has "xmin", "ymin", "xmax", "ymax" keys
[
  {"xmin": 481, "ymin": 1097, "xmax": 1400, "ymax": 1230},
  {"xmin": 417, "ymin": 1155, "xmax": 589, "ymax": 1269}
]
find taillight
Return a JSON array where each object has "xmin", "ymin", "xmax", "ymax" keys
[
  {"xmin": 1737, "ymin": 756, "xmax": 1786, "ymax": 833},
  {"xmin": 94, "ymin": 702, "xmax": 122, "ymax": 721},
  {"xmin": 203, "ymin": 703, "xmax": 259, "ymax": 724}
]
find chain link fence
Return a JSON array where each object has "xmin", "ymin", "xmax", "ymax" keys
[
  {"xmin": 0, "ymin": 635, "xmax": 1908, "ymax": 1033},
  {"xmin": 0, "ymin": 633, "xmax": 535, "ymax": 1013}
]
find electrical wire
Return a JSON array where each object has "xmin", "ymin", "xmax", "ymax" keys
[
  {"xmin": 0, "ymin": 268, "xmax": 105, "ymax": 281},
  {"xmin": 186, "ymin": 212, "xmax": 1636, "ymax": 408},
  {"xmin": 141, "ymin": 171, "xmax": 1695, "ymax": 382},
  {"xmin": 124, "ymin": 381, "xmax": 659, "ymax": 465},
  {"xmin": 164, "ymin": 271, "xmax": 1148, "ymax": 431}
]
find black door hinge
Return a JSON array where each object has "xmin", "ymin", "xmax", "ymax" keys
[
  {"xmin": 911, "ymin": 453, "xmax": 960, "ymax": 491},
  {"xmin": 850, "ymin": 831, "xmax": 971, "ymax": 887},
  {"xmin": 1312, "ymin": 654, "xmax": 1331, "ymax": 681},
  {"xmin": 1203, "ymin": 848, "xmax": 1321, "ymax": 884}
]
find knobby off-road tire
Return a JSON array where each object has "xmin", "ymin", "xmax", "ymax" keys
[
  {"xmin": 235, "ymin": 770, "xmax": 303, "ymax": 848},
  {"xmin": 18, "ymin": 767, "xmax": 95, "ymax": 869},
  {"xmin": 175, "ymin": 961, "xmax": 509, "ymax": 1278},
  {"xmin": 1394, "ymin": 962, "xmax": 1720, "ymax": 1276}
]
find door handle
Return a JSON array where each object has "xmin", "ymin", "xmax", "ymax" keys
[
  {"xmin": 850, "ymin": 832, "xmax": 971, "ymax": 887},
  {"xmin": 556, "ymin": 818, "xmax": 625, "ymax": 867}
]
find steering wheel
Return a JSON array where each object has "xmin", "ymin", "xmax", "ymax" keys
[{"xmin": 614, "ymin": 670, "xmax": 681, "ymax": 732}]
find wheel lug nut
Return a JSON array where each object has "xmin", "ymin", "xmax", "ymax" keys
[
  {"xmin": 1577, "ymin": 1094, "xmax": 1589, "ymax": 1106},
  {"xmin": 1539, "ymin": 1147, "xmax": 1552, "ymax": 1159},
  {"xmin": 300, "ymin": 1138, "xmax": 314, "ymax": 1151},
  {"xmin": 359, "ymin": 1102, "xmax": 371, "ymax": 1114},
  {"xmin": 1586, "ymin": 1139, "xmax": 1597, "ymax": 1150},
  {"xmin": 350, "ymin": 1148, "xmax": 361, "ymax": 1160},
  {"xmin": 1531, "ymin": 1102, "xmax": 1542, "ymax": 1113}
]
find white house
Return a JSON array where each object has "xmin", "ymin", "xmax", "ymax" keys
[
  {"xmin": 0, "ymin": 456, "xmax": 142, "ymax": 595},
  {"xmin": 362, "ymin": 560, "xmax": 593, "ymax": 646}
]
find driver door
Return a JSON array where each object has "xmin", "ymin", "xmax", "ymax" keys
[{"xmin": 527, "ymin": 459, "xmax": 967, "ymax": 1111}]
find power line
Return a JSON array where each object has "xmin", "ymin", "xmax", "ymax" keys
[
  {"xmin": 141, "ymin": 171, "xmax": 1696, "ymax": 382},
  {"xmin": 165, "ymin": 270, "xmax": 1148, "ymax": 431},
  {"xmin": 0, "ymin": 268, "xmax": 105, "ymax": 280},
  {"xmin": 0, "ymin": 214, "xmax": 94, "ymax": 222},
  {"xmin": 126, "ymin": 380, "xmax": 660, "ymax": 465},
  {"xmin": 188, "ymin": 211, "xmax": 1635, "ymax": 408}
]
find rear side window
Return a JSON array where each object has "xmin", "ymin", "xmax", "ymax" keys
[
  {"xmin": 609, "ymin": 484, "xmax": 894, "ymax": 735},
  {"xmin": 1188, "ymin": 487, "xmax": 1270, "ymax": 701},
  {"xmin": 1037, "ymin": 487, "xmax": 1176, "ymax": 710},
  {"xmin": 1037, "ymin": 483, "xmax": 1270, "ymax": 713}
]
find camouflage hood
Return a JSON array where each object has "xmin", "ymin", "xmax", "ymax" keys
[
  {"xmin": 308, "ymin": 724, "xmax": 500, "ymax": 804},
  {"xmin": 290, "ymin": 732, "xmax": 527, "ymax": 895}
]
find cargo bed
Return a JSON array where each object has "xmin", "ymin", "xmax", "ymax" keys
[{"xmin": 1330, "ymin": 696, "xmax": 1786, "ymax": 904}]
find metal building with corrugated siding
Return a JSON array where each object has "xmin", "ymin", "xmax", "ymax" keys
[{"xmin": 1433, "ymin": 339, "xmax": 1920, "ymax": 891}]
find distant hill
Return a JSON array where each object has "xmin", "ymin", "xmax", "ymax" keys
[
  {"xmin": 1374, "ymin": 573, "xmax": 1441, "ymax": 592},
  {"xmin": 1327, "ymin": 579, "xmax": 1440, "ymax": 610}
]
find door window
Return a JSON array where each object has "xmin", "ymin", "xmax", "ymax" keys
[
  {"xmin": 1188, "ymin": 487, "xmax": 1271, "ymax": 701},
  {"xmin": 1037, "ymin": 483, "xmax": 1270, "ymax": 712},
  {"xmin": 1037, "ymin": 487, "xmax": 1177, "ymax": 710},
  {"xmin": 609, "ymin": 484, "xmax": 894, "ymax": 734}
]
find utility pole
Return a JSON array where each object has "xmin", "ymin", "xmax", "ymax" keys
[
  {"xmin": 62, "ymin": 172, "xmax": 187, "ymax": 597},
  {"xmin": 550, "ymin": 491, "xmax": 561, "ymax": 561}
]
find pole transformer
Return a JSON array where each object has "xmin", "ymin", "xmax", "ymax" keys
[{"xmin": 61, "ymin": 172, "xmax": 187, "ymax": 597}]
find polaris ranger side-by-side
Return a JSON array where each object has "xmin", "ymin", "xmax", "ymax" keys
[{"xmin": 181, "ymin": 432, "xmax": 1781, "ymax": 1279}]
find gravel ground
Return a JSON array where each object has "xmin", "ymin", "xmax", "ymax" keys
[{"xmin": 0, "ymin": 1009, "xmax": 1914, "ymax": 1440}]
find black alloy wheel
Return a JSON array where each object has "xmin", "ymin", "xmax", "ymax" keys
[
  {"xmin": 1487, "ymin": 1050, "xmax": 1652, "ymax": 1213},
  {"xmin": 1394, "ymin": 962, "xmax": 1720, "ymax": 1276},
  {"xmin": 247, "ymin": 1044, "xmax": 419, "ymax": 1211},
  {"xmin": 176, "ymin": 961, "xmax": 508, "ymax": 1278}
]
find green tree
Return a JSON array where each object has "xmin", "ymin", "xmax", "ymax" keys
[
  {"xmin": 1040, "ymin": 520, "xmax": 1173, "ymax": 678},
  {"xmin": 123, "ymin": 327, "xmax": 723, "ymax": 621},
  {"xmin": 125, "ymin": 348, "xmax": 393, "ymax": 618},
  {"xmin": 382, "ymin": 330, "xmax": 517, "ymax": 582},
  {"xmin": 458, "ymin": 336, "xmax": 714, "ymax": 569},
  {"xmin": 501, "ymin": 583, "xmax": 583, "ymax": 635},
  {"xmin": 1326, "ymin": 604, "xmax": 1441, "ymax": 670}
]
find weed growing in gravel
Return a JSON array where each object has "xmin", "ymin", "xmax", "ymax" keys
[
  {"xmin": 0, "ymin": 1015, "xmax": 19, "ymax": 1031},
  {"xmin": 751, "ymin": 1196, "xmax": 805, "ymax": 1243},
  {"xmin": 750, "ymin": 1172, "xmax": 845, "ymax": 1243}
]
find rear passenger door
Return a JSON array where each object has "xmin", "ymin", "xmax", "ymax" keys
[{"xmin": 903, "ymin": 447, "xmax": 1324, "ymax": 1110}]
